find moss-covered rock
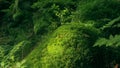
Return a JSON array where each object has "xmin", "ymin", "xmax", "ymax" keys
[{"xmin": 24, "ymin": 23, "xmax": 99, "ymax": 68}]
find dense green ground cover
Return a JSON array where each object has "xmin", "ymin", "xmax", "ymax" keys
[{"xmin": 0, "ymin": 0, "xmax": 120, "ymax": 68}]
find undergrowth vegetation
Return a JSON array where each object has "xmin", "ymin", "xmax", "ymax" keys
[{"xmin": 0, "ymin": 0, "xmax": 120, "ymax": 68}]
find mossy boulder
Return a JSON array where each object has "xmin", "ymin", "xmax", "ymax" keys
[{"xmin": 24, "ymin": 23, "xmax": 99, "ymax": 68}]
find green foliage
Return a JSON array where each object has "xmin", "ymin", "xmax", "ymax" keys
[
  {"xmin": 94, "ymin": 35, "xmax": 120, "ymax": 47},
  {"xmin": 0, "ymin": 40, "xmax": 32, "ymax": 68},
  {"xmin": 0, "ymin": 0, "xmax": 120, "ymax": 68},
  {"xmin": 24, "ymin": 23, "xmax": 99, "ymax": 68},
  {"xmin": 100, "ymin": 16, "xmax": 120, "ymax": 37},
  {"xmin": 74, "ymin": 0, "xmax": 120, "ymax": 27},
  {"xmin": 32, "ymin": 0, "xmax": 76, "ymax": 34},
  {"xmin": 93, "ymin": 34, "xmax": 120, "ymax": 68},
  {"xmin": 101, "ymin": 16, "xmax": 120, "ymax": 29},
  {"xmin": 0, "ymin": 46, "xmax": 4, "ymax": 63},
  {"xmin": 23, "ymin": 33, "xmax": 53, "ymax": 68}
]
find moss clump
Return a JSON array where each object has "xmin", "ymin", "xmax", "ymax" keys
[{"xmin": 24, "ymin": 23, "xmax": 99, "ymax": 68}]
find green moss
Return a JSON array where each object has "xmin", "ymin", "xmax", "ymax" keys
[{"xmin": 23, "ymin": 23, "xmax": 99, "ymax": 68}]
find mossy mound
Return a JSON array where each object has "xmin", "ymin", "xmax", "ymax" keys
[{"xmin": 23, "ymin": 23, "xmax": 99, "ymax": 68}]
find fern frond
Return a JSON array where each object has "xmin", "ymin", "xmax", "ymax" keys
[
  {"xmin": 101, "ymin": 16, "xmax": 120, "ymax": 29},
  {"xmin": 94, "ymin": 35, "xmax": 120, "ymax": 47}
]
